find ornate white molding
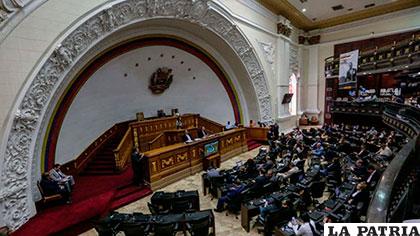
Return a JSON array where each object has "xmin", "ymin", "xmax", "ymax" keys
[
  {"xmin": 257, "ymin": 40, "xmax": 275, "ymax": 73},
  {"xmin": 289, "ymin": 44, "xmax": 298, "ymax": 76},
  {"xmin": 0, "ymin": 0, "xmax": 273, "ymax": 230}
]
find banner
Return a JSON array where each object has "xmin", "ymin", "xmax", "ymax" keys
[{"xmin": 339, "ymin": 50, "xmax": 359, "ymax": 89}]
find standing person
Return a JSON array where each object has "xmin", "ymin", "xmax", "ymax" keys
[
  {"xmin": 175, "ymin": 113, "xmax": 183, "ymax": 129},
  {"xmin": 273, "ymin": 123, "xmax": 280, "ymax": 140},
  {"xmin": 131, "ymin": 148, "xmax": 144, "ymax": 186}
]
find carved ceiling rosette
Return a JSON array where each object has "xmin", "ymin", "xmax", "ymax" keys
[{"xmin": 0, "ymin": 0, "xmax": 273, "ymax": 230}]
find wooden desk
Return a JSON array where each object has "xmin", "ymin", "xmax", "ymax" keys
[
  {"xmin": 143, "ymin": 128, "xmax": 248, "ymax": 190},
  {"xmin": 246, "ymin": 127, "xmax": 269, "ymax": 141},
  {"xmin": 241, "ymin": 202, "xmax": 260, "ymax": 232},
  {"xmin": 203, "ymin": 154, "xmax": 220, "ymax": 170}
]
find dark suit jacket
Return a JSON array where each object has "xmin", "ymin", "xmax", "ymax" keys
[
  {"xmin": 183, "ymin": 133, "xmax": 193, "ymax": 142},
  {"xmin": 350, "ymin": 190, "xmax": 369, "ymax": 206},
  {"xmin": 250, "ymin": 175, "xmax": 268, "ymax": 192},
  {"xmin": 197, "ymin": 129, "xmax": 207, "ymax": 138},
  {"xmin": 40, "ymin": 178, "xmax": 62, "ymax": 196}
]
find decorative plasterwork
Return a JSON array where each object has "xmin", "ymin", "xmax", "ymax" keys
[
  {"xmin": 0, "ymin": 0, "xmax": 273, "ymax": 230},
  {"xmin": 289, "ymin": 44, "xmax": 299, "ymax": 76},
  {"xmin": 257, "ymin": 40, "xmax": 275, "ymax": 72},
  {"xmin": 277, "ymin": 22, "xmax": 291, "ymax": 37}
]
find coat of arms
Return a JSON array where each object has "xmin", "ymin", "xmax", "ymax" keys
[{"xmin": 149, "ymin": 67, "xmax": 173, "ymax": 94}]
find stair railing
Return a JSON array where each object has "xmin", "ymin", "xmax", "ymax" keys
[{"xmin": 113, "ymin": 127, "xmax": 133, "ymax": 172}]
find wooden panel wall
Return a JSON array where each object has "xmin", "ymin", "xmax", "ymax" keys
[{"xmin": 144, "ymin": 128, "xmax": 248, "ymax": 190}]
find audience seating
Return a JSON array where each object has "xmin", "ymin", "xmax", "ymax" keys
[
  {"xmin": 203, "ymin": 123, "xmax": 406, "ymax": 235},
  {"xmin": 95, "ymin": 210, "xmax": 215, "ymax": 236}
]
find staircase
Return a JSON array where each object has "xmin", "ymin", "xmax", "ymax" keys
[
  {"xmin": 247, "ymin": 139, "xmax": 262, "ymax": 151},
  {"xmin": 80, "ymin": 133, "xmax": 125, "ymax": 176},
  {"xmin": 110, "ymin": 183, "xmax": 153, "ymax": 209}
]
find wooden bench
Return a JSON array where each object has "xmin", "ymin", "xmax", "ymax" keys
[{"xmin": 37, "ymin": 181, "xmax": 63, "ymax": 204}]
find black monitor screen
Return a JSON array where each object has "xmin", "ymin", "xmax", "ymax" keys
[
  {"xmin": 204, "ymin": 141, "xmax": 219, "ymax": 157},
  {"xmin": 282, "ymin": 93, "xmax": 294, "ymax": 104}
]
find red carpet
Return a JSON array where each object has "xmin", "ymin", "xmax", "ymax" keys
[
  {"xmin": 12, "ymin": 166, "xmax": 152, "ymax": 236},
  {"xmin": 247, "ymin": 139, "xmax": 262, "ymax": 151}
]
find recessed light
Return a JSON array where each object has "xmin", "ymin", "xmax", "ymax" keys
[{"xmin": 302, "ymin": 8, "xmax": 306, "ymax": 12}]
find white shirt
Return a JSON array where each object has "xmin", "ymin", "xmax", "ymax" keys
[
  {"xmin": 367, "ymin": 170, "xmax": 377, "ymax": 183},
  {"xmin": 293, "ymin": 220, "xmax": 318, "ymax": 236},
  {"xmin": 185, "ymin": 134, "xmax": 192, "ymax": 142},
  {"xmin": 378, "ymin": 146, "xmax": 392, "ymax": 157}
]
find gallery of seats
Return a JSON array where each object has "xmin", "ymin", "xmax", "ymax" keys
[{"xmin": 0, "ymin": 0, "xmax": 419, "ymax": 236}]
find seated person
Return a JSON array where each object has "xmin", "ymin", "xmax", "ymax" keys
[
  {"xmin": 225, "ymin": 121, "xmax": 235, "ymax": 130},
  {"xmin": 259, "ymin": 199, "xmax": 296, "ymax": 221},
  {"xmin": 49, "ymin": 164, "xmax": 74, "ymax": 193},
  {"xmin": 311, "ymin": 143, "xmax": 325, "ymax": 157},
  {"xmin": 258, "ymin": 156, "xmax": 274, "ymax": 172},
  {"xmin": 355, "ymin": 144, "xmax": 369, "ymax": 159},
  {"xmin": 197, "ymin": 126, "xmax": 208, "ymax": 138},
  {"xmin": 206, "ymin": 166, "xmax": 221, "ymax": 178},
  {"xmin": 365, "ymin": 165, "xmax": 381, "ymax": 187},
  {"xmin": 291, "ymin": 213, "xmax": 320, "ymax": 236},
  {"xmin": 351, "ymin": 159, "xmax": 367, "ymax": 180},
  {"xmin": 40, "ymin": 172, "xmax": 71, "ymax": 204},
  {"xmin": 348, "ymin": 182, "xmax": 369, "ymax": 206},
  {"xmin": 376, "ymin": 143, "xmax": 393, "ymax": 160},
  {"xmin": 215, "ymin": 179, "xmax": 246, "ymax": 212},
  {"xmin": 182, "ymin": 130, "xmax": 193, "ymax": 143},
  {"xmin": 275, "ymin": 163, "xmax": 300, "ymax": 182},
  {"xmin": 249, "ymin": 169, "xmax": 269, "ymax": 192}
]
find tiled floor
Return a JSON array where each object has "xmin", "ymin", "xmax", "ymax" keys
[{"xmin": 81, "ymin": 147, "xmax": 266, "ymax": 236}]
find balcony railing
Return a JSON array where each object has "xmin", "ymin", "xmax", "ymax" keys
[{"xmin": 325, "ymin": 34, "xmax": 420, "ymax": 77}]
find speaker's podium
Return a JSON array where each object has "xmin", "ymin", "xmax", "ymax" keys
[{"xmin": 202, "ymin": 141, "xmax": 221, "ymax": 170}]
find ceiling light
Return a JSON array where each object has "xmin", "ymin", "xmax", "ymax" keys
[{"xmin": 302, "ymin": 8, "xmax": 307, "ymax": 12}]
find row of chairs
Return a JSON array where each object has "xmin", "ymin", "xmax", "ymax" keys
[{"xmin": 96, "ymin": 211, "xmax": 215, "ymax": 236}]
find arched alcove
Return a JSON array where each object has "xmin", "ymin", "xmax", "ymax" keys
[{"xmin": 0, "ymin": 0, "xmax": 273, "ymax": 229}]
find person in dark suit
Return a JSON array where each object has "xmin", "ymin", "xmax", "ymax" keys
[
  {"xmin": 356, "ymin": 144, "xmax": 369, "ymax": 159},
  {"xmin": 351, "ymin": 159, "xmax": 367, "ymax": 179},
  {"xmin": 272, "ymin": 123, "xmax": 280, "ymax": 140},
  {"xmin": 345, "ymin": 62, "xmax": 357, "ymax": 82},
  {"xmin": 365, "ymin": 165, "xmax": 381, "ymax": 188},
  {"xmin": 40, "ymin": 172, "xmax": 71, "ymax": 204},
  {"xmin": 131, "ymin": 148, "xmax": 145, "ymax": 186},
  {"xmin": 348, "ymin": 182, "xmax": 369, "ymax": 206},
  {"xmin": 249, "ymin": 169, "xmax": 269, "ymax": 192},
  {"xmin": 215, "ymin": 180, "xmax": 246, "ymax": 212},
  {"xmin": 197, "ymin": 126, "xmax": 208, "ymax": 138},
  {"xmin": 183, "ymin": 130, "xmax": 193, "ymax": 142}
]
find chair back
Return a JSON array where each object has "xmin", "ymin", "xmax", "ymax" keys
[
  {"xmin": 188, "ymin": 216, "xmax": 210, "ymax": 236},
  {"xmin": 311, "ymin": 180, "xmax": 326, "ymax": 198},
  {"xmin": 121, "ymin": 223, "xmax": 148, "ymax": 236},
  {"xmin": 172, "ymin": 198, "xmax": 192, "ymax": 213},
  {"xmin": 154, "ymin": 222, "xmax": 177, "ymax": 236},
  {"xmin": 37, "ymin": 181, "xmax": 46, "ymax": 198},
  {"xmin": 148, "ymin": 202, "xmax": 158, "ymax": 215}
]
